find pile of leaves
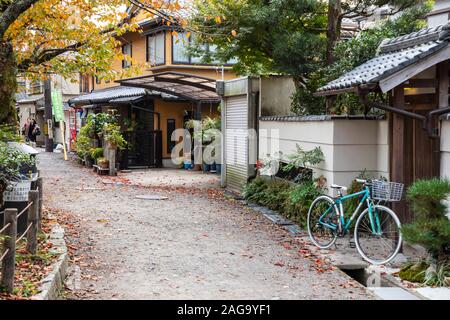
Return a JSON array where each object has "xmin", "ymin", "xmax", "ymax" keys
[{"xmin": 0, "ymin": 210, "xmax": 60, "ymax": 299}]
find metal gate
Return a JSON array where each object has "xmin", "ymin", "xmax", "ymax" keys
[
  {"xmin": 225, "ymin": 94, "xmax": 250, "ymax": 193},
  {"xmin": 121, "ymin": 130, "xmax": 162, "ymax": 169}
]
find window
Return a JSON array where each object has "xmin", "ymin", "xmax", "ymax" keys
[
  {"xmin": 122, "ymin": 43, "xmax": 132, "ymax": 68},
  {"xmin": 147, "ymin": 32, "xmax": 165, "ymax": 65},
  {"xmin": 172, "ymin": 32, "xmax": 236, "ymax": 65},
  {"xmin": 167, "ymin": 119, "xmax": 176, "ymax": 153},
  {"xmin": 172, "ymin": 32, "xmax": 190, "ymax": 63},
  {"xmin": 29, "ymin": 80, "xmax": 43, "ymax": 95},
  {"xmin": 79, "ymin": 74, "xmax": 90, "ymax": 93}
]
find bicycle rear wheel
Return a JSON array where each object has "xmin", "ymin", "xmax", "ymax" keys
[
  {"xmin": 307, "ymin": 195, "xmax": 338, "ymax": 249},
  {"xmin": 354, "ymin": 205, "xmax": 402, "ymax": 265}
]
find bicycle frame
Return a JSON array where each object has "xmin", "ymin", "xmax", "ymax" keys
[{"xmin": 318, "ymin": 186, "xmax": 382, "ymax": 235}]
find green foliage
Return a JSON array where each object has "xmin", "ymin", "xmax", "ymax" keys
[
  {"xmin": 291, "ymin": 3, "xmax": 432, "ymax": 115},
  {"xmin": 402, "ymin": 178, "xmax": 450, "ymax": 261},
  {"xmin": 190, "ymin": 0, "xmax": 327, "ymax": 78},
  {"xmin": 243, "ymin": 176, "xmax": 323, "ymax": 227},
  {"xmin": 74, "ymin": 125, "xmax": 93, "ymax": 159},
  {"xmin": 0, "ymin": 126, "xmax": 36, "ymax": 203},
  {"xmin": 282, "ymin": 145, "xmax": 324, "ymax": 173},
  {"xmin": 399, "ymin": 261, "xmax": 428, "ymax": 283},
  {"xmin": 103, "ymin": 123, "xmax": 127, "ymax": 150},
  {"xmin": 283, "ymin": 181, "xmax": 322, "ymax": 228},
  {"xmin": 90, "ymin": 147, "xmax": 104, "ymax": 160}
]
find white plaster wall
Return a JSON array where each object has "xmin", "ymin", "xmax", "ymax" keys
[
  {"xmin": 258, "ymin": 119, "xmax": 389, "ymax": 195},
  {"xmin": 440, "ymin": 119, "xmax": 450, "ymax": 218},
  {"xmin": 259, "ymin": 77, "xmax": 296, "ymax": 116}
]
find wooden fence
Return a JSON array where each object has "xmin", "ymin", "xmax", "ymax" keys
[{"xmin": 0, "ymin": 177, "xmax": 43, "ymax": 294}]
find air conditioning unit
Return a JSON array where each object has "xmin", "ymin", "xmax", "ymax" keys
[{"xmin": 216, "ymin": 81, "xmax": 225, "ymax": 96}]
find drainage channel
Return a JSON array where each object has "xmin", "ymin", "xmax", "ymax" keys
[{"xmin": 339, "ymin": 267, "xmax": 422, "ymax": 300}]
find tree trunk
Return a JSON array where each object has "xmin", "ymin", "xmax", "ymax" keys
[
  {"xmin": 326, "ymin": 0, "xmax": 342, "ymax": 66},
  {"xmin": 0, "ymin": 41, "xmax": 18, "ymax": 126}
]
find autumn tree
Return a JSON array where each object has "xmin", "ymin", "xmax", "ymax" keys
[{"xmin": 0, "ymin": 0, "xmax": 183, "ymax": 126}]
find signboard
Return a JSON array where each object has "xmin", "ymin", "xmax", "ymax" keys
[
  {"xmin": 51, "ymin": 89, "xmax": 64, "ymax": 122},
  {"xmin": 3, "ymin": 181, "xmax": 31, "ymax": 202}
]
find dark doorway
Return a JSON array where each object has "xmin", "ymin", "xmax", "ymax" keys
[{"xmin": 120, "ymin": 99, "xmax": 162, "ymax": 169}]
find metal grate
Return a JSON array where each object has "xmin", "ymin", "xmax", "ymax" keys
[{"xmin": 371, "ymin": 180, "xmax": 404, "ymax": 202}]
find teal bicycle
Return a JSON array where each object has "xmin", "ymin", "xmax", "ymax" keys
[{"xmin": 307, "ymin": 179, "xmax": 403, "ymax": 265}]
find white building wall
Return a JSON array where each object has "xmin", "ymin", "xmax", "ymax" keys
[
  {"xmin": 440, "ymin": 119, "xmax": 450, "ymax": 218},
  {"xmin": 259, "ymin": 119, "xmax": 389, "ymax": 194}
]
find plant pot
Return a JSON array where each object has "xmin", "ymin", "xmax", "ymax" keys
[{"xmin": 98, "ymin": 161, "xmax": 109, "ymax": 169}]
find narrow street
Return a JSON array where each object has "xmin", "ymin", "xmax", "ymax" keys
[{"xmin": 38, "ymin": 151, "xmax": 374, "ymax": 300}]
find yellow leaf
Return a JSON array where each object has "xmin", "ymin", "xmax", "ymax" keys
[
  {"xmin": 172, "ymin": 30, "xmax": 178, "ymax": 37},
  {"xmin": 215, "ymin": 16, "xmax": 222, "ymax": 24},
  {"xmin": 186, "ymin": 32, "xmax": 191, "ymax": 39},
  {"xmin": 231, "ymin": 30, "xmax": 237, "ymax": 37}
]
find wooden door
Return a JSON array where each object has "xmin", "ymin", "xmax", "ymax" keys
[{"xmin": 391, "ymin": 104, "xmax": 440, "ymax": 223}]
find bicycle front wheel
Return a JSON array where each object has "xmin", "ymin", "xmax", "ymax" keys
[
  {"xmin": 354, "ymin": 205, "xmax": 402, "ymax": 265},
  {"xmin": 307, "ymin": 195, "xmax": 338, "ymax": 249}
]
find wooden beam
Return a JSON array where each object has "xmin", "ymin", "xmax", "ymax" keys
[
  {"xmin": 401, "ymin": 78, "xmax": 438, "ymax": 88},
  {"xmin": 391, "ymin": 86, "xmax": 406, "ymax": 223},
  {"xmin": 380, "ymin": 45, "xmax": 450, "ymax": 93},
  {"xmin": 437, "ymin": 60, "xmax": 449, "ymax": 109}
]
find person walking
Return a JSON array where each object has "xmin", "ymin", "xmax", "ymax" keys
[{"xmin": 28, "ymin": 119, "xmax": 39, "ymax": 143}]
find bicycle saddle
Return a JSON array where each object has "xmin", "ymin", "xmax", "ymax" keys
[{"xmin": 330, "ymin": 184, "xmax": 348, "ymax": 191}]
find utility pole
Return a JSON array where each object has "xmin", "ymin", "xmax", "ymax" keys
[{"xmin": 44, "ymin": 78, "xmax": 53, "ymax": 152}]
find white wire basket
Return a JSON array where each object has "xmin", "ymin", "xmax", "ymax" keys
[{"xmin": 371, "ymin": 180, "xmax": 404, "ymax": 202}]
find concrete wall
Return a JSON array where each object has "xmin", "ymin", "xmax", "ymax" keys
[
  {"xmin": 259, "ymin": 77, "xmax": 296, "ymax": 116},
  {"xmin": 259, "ymin": 118, "xmax": 389, "ymax": 194},
  {"xmin": 427, "ymin": 0, "xmax": 450, "ymax": 28},
  {"xmin": 441, "ymin": 118, "xmax": 450, "ymax": 218}
]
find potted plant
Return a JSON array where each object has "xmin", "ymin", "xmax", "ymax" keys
[
  {"xmin": 97, "ymin": 157, "xmax": 109, "ymax": 169},
  {"xmin": 91, "ymin": 147, "xmax": 104, "ymax": 163},
  {"xmin": 103, "ymin": 123, "xmax": 127, "ymax": 150}
]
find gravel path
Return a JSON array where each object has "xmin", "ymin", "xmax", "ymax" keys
[{"xmin": 38, "ymin": 152, "xmax": 374, "ymax": 300}]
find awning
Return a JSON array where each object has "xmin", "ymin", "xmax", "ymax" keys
[
  {"xmin": 68, "ymin": 85, "xmax": 180, "ymax": 106},
  {"xmin": 316, "ymin": 23, "xmax": 450, "ymax": 96},
  {"xmin": 116, "ymin": 71, "xmax": 220, "ymax": 103},
  {"xmin": 68, "ymin": 86, "xmax": 148, "ymax": 105}
]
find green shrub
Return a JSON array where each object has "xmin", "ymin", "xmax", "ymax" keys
[
  {"xmin": 402, "ymin": 178, "xmax": 450, "ymax": 262},
  {"xmin": 259, "ymin": 179, "xmax": 291, "ymax": 211},
  {"xmin": 244, "ymin": 176, "xmax": 323, "ymax": 228},
  {"xmin": 90, "ymin": 147, "xmax": 104, "ymax": 160},
  {"xmin": 283, "ymin": 181, "xmax": 322, "ymax": 228},
  {"xmin": 243, "ymin": 176, "xmax": 269, "ymax": 204}
]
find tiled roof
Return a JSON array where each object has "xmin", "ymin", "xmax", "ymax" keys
[
  {"xmin": 317, "ymin": 23, "xmax": 450, "ymax": 94},
  {"xmin": 68, "ymin": 86, "xmax": 179, "ymax": 105}
]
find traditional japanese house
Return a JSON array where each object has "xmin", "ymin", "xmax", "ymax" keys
[
  {"xmin": 69, "ymin": 8, "xmax": 236, "ymax": 169},
  {"xmin": 315, "ymin": 22, "xmax": 450, "ymax": 223}
]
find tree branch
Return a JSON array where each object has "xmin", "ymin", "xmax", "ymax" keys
[
  {"xmin": 0, "ymin": 0, "xmax": 39, "ymax": 37},
  {"xmin": 17, "ymin": 8, "xmax": 140, "ymax": 72}
]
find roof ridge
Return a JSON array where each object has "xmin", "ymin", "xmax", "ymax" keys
[{"xmin": 378, "ymin": 25, "xmax": 443, "ymax": 54}]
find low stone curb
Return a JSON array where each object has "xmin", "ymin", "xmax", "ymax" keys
[{"xmin": 32, "ymin": 224, "xmax": 68, "ymax": 300}]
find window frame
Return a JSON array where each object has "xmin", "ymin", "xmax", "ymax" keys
[
  {"xmin": 171, "ymin": 33, "xmax": 236, "ymax": 66},
  {"xmin": 122, "ymin": 42, "xmax": 132, "ymax": 69},
  {"xmin": 146, "ymin": 31, "xmax": 166, "ymax": 66}
]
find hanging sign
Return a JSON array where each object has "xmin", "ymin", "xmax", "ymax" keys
[{"xmin": 51, "ymin": 89, "xmax": 64, "ymax": 122}]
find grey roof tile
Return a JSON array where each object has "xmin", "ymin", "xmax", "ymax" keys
[{"xmin": 317, "ymin": 22, "xmax": 450, "ymax": 94}]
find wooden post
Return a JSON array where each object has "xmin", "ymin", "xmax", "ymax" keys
[
  {"xmin": 26, "ymin": 190, "xmax": 39, "ymax": 254},
  {"xmin": 36, "ymin": 177, "xmax": 43, "ymax": 232},
  {"xmin": 1, "ymin": 209, "xmax": 17, "ymax": 294},
  {"xmin": 392, "ymin": 86, "xmax": 406, "ymax": 223}
]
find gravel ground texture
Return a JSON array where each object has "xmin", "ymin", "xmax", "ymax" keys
[{"xmin": 38, "ymin": 151, "xmax": 375, "ymax": 300}]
